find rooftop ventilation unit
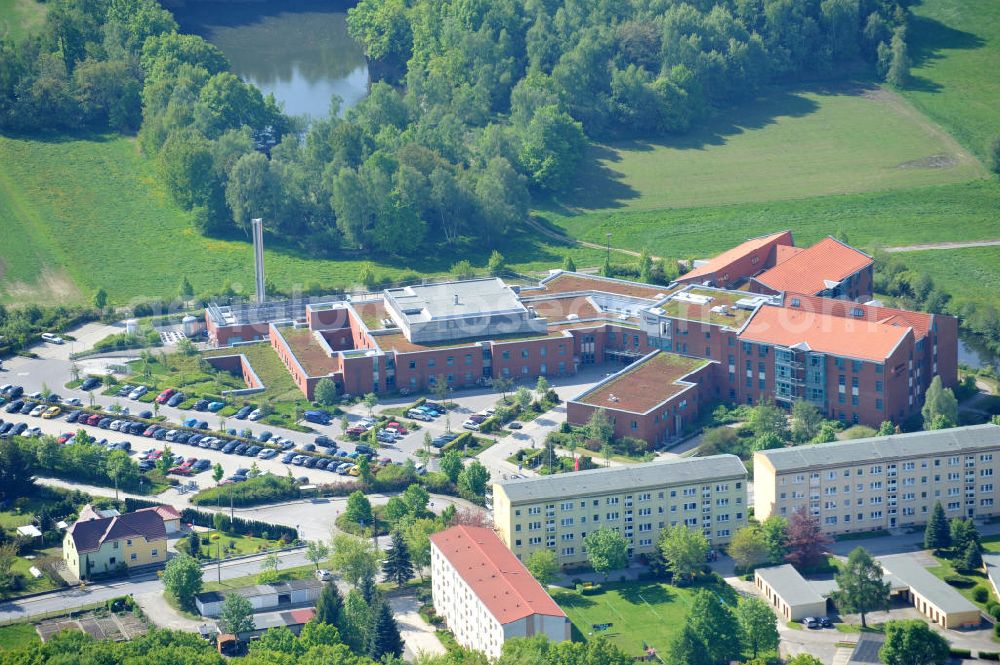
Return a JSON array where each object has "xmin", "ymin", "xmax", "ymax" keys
[
  {"xmin": 735, "ymin": 297, "xmax": 768, "ymax": 310},
  {"xmin": 673, "ymin": 291, "xmax": 713, "ymax": 306}
]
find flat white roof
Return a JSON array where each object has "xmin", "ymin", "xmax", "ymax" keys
[
  {"xmin": 385, "ymin": 278, "xmax": 528, "ymax": 324},
  {"xmin": 755, "ymin": 564, "xmax": 826, "ymax": 607}
]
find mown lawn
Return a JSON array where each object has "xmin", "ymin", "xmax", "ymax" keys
[
  {"xmin": 201, "ymin": 563, "xmax": 314, "ymax": 593},
  {"xmin": 0, "ymin": 0, "xmax": 46, "ymax": 42},
  {"xmin": 550, "ymin": 580, "xmax": 736, "ymax": 657},
  {"xmin": 0, "ymin": 134, "xmax": 605, "ymax": 306},
  {"xmin": 902, "ymin": 0, "xmax": 1000, "ymax": 162},
  {"xmin": 546, "ymin": 83, "xmax": 983, "ymax": 216}
]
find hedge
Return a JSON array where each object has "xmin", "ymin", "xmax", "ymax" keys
[
  {"xmin": 949, "ymin": 648, "xmax": 972, "ymax": 658},
  {"xmin": 124, "ymin": 497, "xmax": 298, "ymax": 541},
  {"xmin": 190, "ymin": 474, "xmax": 301, "ymax": 507},
  {"xmin": 980, "ymin": 652, "xmax": 1000, "ymax": 661},
  {"xmin": 441, "ymin": 432, "xmax": 474, "ymax": 453},
  {"xmin": 944, "ymin": 574, "xmax": 976, "ymax": 588}
]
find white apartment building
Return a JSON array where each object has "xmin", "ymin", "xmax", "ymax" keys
[
  {"xmin": 429, "ymin": 525, "xmax": 570, "ymax": 659},
  {"xmin": 492, "ymin": 455, "xmax": 748, "ymax": 565},
  {"xmin": 754, "ymin": 424, "xmax": 1000, "ymax": 535}
]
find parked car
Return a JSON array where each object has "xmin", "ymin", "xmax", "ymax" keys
[
  {"xmin": 301, "ymin": 443, "xmax": 316, "ymax": 452},
  {"xmin": 65, "ymin": 410, "xmax": 81, "ymax": 423},
  {"xmin": 64, "ymin": 397, "xmax": 81, "ymax": 407},
  {"xmin": 42, "ymin": 406, "xmax": 62, "ymax": 419},
  {"xmin": 128, "ymin": 386, "xmax": 148, "ymax": 400},
  {"xmin": 802, "ymin": 617, "xmax": 820, "ymax": 629},
  {"xmin": 315, "ymin": 435, "xmax": 335, "ymax": 448},
  {"xmin": 258, "ymin": 448, "xmax": 277, "ymax": 460},
  {"xmin": 346, "ymin": 426, "xmax": 367, "ymax": 436},
  {"xmin": 167, "ymin": 393, "xmax": 185, "ymax": 407},
  {"xmin": 304, "ymin": 457, "xmax": 318, "ymax": 468},
  {"xmin": 41, "ymin": 332, "xmax": 65, "ymax": 344},
  {"xmin": 257, "ymin": 431, "xmax": 273, "ymax": 442},
  {"xmin": 207, "ymin": 401, "xmax": 225, "ymax": 412},
  {"xmin": 304, "ymin": 410, "xmax": 331, "ymax": 425},
  {"xmin": 4, "ymin": 400, "xmax": 23, "ymax": 414},
  {"xmin": 192, "ymin": 399, "xmax": 209, "ymax": 411},
  {"xmin": 234, "ymin": 406, "xmax": 253, "ymax": 420},
  {"xmin": 234, "ymin": 443, "xmax": 248, "ymax": 455},
  {"xmin": 407, "ymin": 410, "xmax": 433, "ymax": 422},
  {"xmin": 315, "ymin": 569, "xmax": 334, "ymax": 582},
  {"xmin": 508, "ymin": 421, "xmax": 523, "ymax": 429},
  {"xmin": 29, "ymin": 404, "xmax": 46, "ymax": 417},
  {"xmin": 80, "ymin": 377, "xmax": 102, "ymax": 392},
  {"xmin": 336, "ymin": 462, "xmax": 351, "ymax": 474},
  {"xmin": 155, "ymin": 389, "xmax": 176, "ymax": 404},
  {"xmin": 193, "ymin": 459, "xmax": 211, "ymax": 471},
  {"xmin": 281, "ymin": 452, "xmax": 296, "ymax": 464},
  {"xmin": 462, "ymin": 420, "xmax": 480, "ymax": 431},
  {"xmin": 246, "ymin": 445, "xmax": 262, "ymax": 456},
  {"xmin": 247, "ymin": 409, "xmax": 262, "ymax": 421},
  {"xmin": 355, "ymin": 444, "xmax": 373, "ymax": 455},
  {"xmin": 138, "ymin": 410, "xmax": 153, "ymax": 419},
  {"xmin": 819, "ymin": 617, "xmax": 832, "ymax": 628}
]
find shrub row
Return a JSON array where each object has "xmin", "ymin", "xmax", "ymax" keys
[
  {"xmin": 440, "ymin": 432, "xmax": 474, "ymax": 453},
  {"xmin": 124, "ymin": 497, "xmax": 298, "ymax": 540}
]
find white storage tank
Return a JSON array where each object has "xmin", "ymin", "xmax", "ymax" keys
[
  {"xmin": 182, "ymin": 315, "xmax": 200, "ymax": 337},
  {"xmin": 124, "ymin": 319, "xmax": 139, "ymax": 335}
]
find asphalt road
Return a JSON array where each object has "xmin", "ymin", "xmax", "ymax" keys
[{"xmin": 0, "ymin": 548, "xmax": 311, "ymax": 624}]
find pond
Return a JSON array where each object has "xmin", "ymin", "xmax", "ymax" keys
[
  {"xmin": 171, "ymin": 0, "xmax": 368, "ymax": 120},
  {"xmin": 959, "ymin": 334, "xmax": 999, "ymax": 371}
]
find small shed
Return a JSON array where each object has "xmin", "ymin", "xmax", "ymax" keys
[
  {"xmin": 754, "ymin": 564, "xmax": 827, "ymax": 622},
  {"xmin": 195, "ymin": 579, "xmax": 323, "ymax": 617},
  {"xmin": 16, "ymin": 525, "xmax": 43, "ymax": 539}
]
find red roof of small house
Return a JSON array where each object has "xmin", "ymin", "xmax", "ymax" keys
[
  {"xmin": 679, "ymin": 231, "xmax": 792, "ymax": 284},
  {"xmin": 753, "ymin": 237, "xmax": 872, "ymax": 295},
  {"xmin": 739, "ymin": 305, "xmax": 911, "ymax": 362},
  {"xmin": 430, "ymin": 526, "xmax": 566, "ymax": 625},
  {"xmin": 137, "ymin": 505, "xmax": 181, "ymax": 521}
]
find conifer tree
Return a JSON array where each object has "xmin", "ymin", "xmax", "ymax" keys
[
  {"xmin": 368, "ymin": 600, "xmax": 404, "ymax": 660},
  {"xmin": 382, "ymin": 530, "xmax": 415, "ymax": 587},
  {"xmin": 923, "ymin": 501, "xmax": 950, "ymax": 551}
]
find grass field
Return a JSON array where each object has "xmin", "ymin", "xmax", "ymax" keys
[
  {"xmin": 895, "ymin": 246, "xmax": 1000, "ymax": 311},
  {"xmin": 0, "ymin": 623, "xmax": 40, "ymax": 650},
  {"xmin": 548, "ymin": 83, "xmax": 984, "ymax": 216},
  {"xmin": 550, "ymin": 580, "xmax": 735, "ymax": 656},
  {"xmin": 0, "ymin": 134, "xmax": 605, "ymax": 306},
  {"xmin": 902, "ymin": 0, "xmax": 1000, "ymax": 161},
  {"xmin": 541, "ymin": 179, "xmax": 1000, "ymax": 261},
  {"xmin": 0, "ymin": 0, "xmax": 46, "ymax": 42}
]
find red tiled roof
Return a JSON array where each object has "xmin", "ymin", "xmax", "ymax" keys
[
  {"xmin": 754, "ymin": 237, "xmax": 872, "ymax": 295},
  {"xmin": 289, "ymin": 608, "xmax": 316, "ymax": 624},
  {"xmin": 430, "ymin": 526, "xmax": 566, "ymax": 625},
  {"xmin": 67, "ymin": 510, "xmax": 167, "ymax": 554},
  {"xmin": 783, "ymin": 293, "xmax": 935, "ymax": 341},
  {"xmin": 137, "ymin": 505, "xmax": 181, "ymax": 520},
  {"xmin": 739, "ymin": 305, "xmax": 911, "ymax": 362},
  {"xmin": 679, "ymin": 231, "xmax": 792, "ymax": 283},
  {"xmin": 775, "ymin": 245, "xmax": 805, "ymax": 263}
]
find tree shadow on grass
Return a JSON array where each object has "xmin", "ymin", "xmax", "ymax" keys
[
  {"xmin": 617, "ymin": 582, "xmax": 674, "ymax": 606},
  {"xmin": 555, "ymin": 592, "xmax": 597, "ymax": 609},
  {"xmin": 551, "ymin": 86, "xmax": 821, "ymax": 213},
  {"xmin": 906, "ymin": 12, "xmax": 985, "ymax": 74}
]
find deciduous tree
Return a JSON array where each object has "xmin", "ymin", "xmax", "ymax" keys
[
  {"xmin": 833, "ymin": 547, "xmax": 890, "ymax": 628},
  {"xmin": 785, "ymin": 506, "xmax": 830, "ymax": 569},
  {"xmin": 729, "ymin": 524, "xmax": 770, "ymax": 570},
  {"xmin": 162, "ymin": 554, "xmax": 203, "ymax": 610},
  {"xmin": 525, "ymin": 549, "xmax": 560, "ymax": 585},
  {"xmin": 735, "ymin": 596, "xmax": 779, "ymax": 658},
  {"xmin": 686, "ymin": 590, "xmax": 741, "ymax": 664},
  {"xmin": 880, "ymin": 620, "xmax": 949, "ymax": 665},
  {"xmin": 585, "ymin": 527, "xmax": 629, "ymax": 580},
  {"xmin": 219, "ymin": 592, "xmax": 255, "ymax": 634}
]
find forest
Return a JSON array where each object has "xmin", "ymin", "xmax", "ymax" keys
[{"xmin": 0, "ymin": 0, "xmax": 909, "ymax": 257}]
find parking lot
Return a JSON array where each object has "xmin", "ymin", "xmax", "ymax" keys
[{"xmin": 0, "ymin": 332, "xmax": 614, "ymax": 488}]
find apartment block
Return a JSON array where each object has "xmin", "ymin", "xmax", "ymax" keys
[
  {"xmin": 754, "ymin": 424, "xmax": 1000, "ymax": 536},
  {"xmin": 493, "ymin": 455, "xmax": 748, "ymax": 566},
  {"xmin": 430, "ymin": 525, "xmax": 570, "ymax": 659}
]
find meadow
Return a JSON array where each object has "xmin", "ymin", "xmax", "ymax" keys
[
  {"xmin": 0, "ymin": 135, "xmax": 605, "ymax": 306},
  {"xmin": 894, "ymin": 246, "xmax": 1000, "ymax": 311},
  {"xmin": 551, "ymin": 580, "xmax": 736, "ymax": 657},
  {"xmin": 541, "ymin": 180, "xmax": 1000, "ymax": 261},
  {"xmin": 552, "ymin": 84, "xmax": 984, "ymax": 215},
  {"xmin": 902, "ymin": 0, "xmax": 1000, "ymax": 162},
  {"xmin": 0, "ymin": 0, "xmax": 45, "ymax": 42}
]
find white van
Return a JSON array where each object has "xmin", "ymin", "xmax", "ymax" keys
[{"xmin": 41, "ymin": 333, "xmax": 64, "ymax": 344}]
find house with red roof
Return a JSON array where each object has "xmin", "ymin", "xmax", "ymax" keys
[
  {"xmin": 676, "ymin": 231, "xmax": 793, "ymax": 289},
  {"xmin": 63, "ymin": 508, "xmax": 168, "ymax": 580},
  {"xmin": 430, "ymin": 525, "xmax": 570, "ymax": 658}
]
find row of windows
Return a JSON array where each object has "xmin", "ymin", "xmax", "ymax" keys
[{"xmin": 513, "ymin": 485, "xmax": 743, "ymax": 516}]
